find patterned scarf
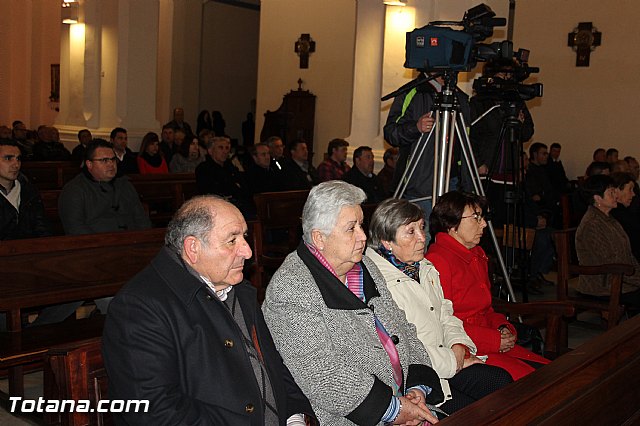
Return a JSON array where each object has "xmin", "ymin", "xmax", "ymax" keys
[{"xmin": 376, "ymin": 245, "xmax": 420, "ymax": 283}]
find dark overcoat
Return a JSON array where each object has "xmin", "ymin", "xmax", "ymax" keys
[{"xmin": 102, "ymin": 246, "xmax": 314, "ymax": 425}]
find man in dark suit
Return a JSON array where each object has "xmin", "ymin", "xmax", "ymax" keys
[
  {"xmin": 342, "ymin": 146, "xmax": 386, "ymax": 203},
  {"xmin": 546, "ymin": 142, "xmax": 569, "ymax": 192},
  {"xmin": 281, "ymin": 139, "xmax": 319, "ymax": 190},
  {"xmin": 110, "ymin": 127, "xmax": 138, "ymax": 175},
  {"xmin": 102, "ymin": 196, "xmax": 316, "ymax": 425}
]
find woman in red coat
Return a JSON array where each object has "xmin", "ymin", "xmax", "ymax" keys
[
  {"xmin": 137, "ymin": 132, "xmax": 169, "ymax": 174},
  {"xmin": 426, "ymin": 191, "xmax": 549, "ymax": 380}
]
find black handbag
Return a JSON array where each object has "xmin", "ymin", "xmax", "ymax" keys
[{"xmin": 510, "ymin": 321, "xmax": 545, "ymax": 356}]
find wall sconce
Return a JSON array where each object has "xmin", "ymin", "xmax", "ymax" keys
[
  {"xmin": 62, "ymin": 0, "xmax": 79, "ymax": 25},
  {"xmin": 384, "ymin": 0, "xmax": 407, "ymax": 6}
]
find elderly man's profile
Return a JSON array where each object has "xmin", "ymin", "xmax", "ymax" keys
[{"xmin": 102, "ymin": 195, "xmax": 316, "ymax": 425}]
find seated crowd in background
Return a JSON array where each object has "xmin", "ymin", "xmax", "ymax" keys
[
  {"xmin": 3, "ymin": 111, "xmax": 639, "ymax": 302},
  {"xmin": 3, "ymin": 109, "xmax": 640, "ymax": 421}
]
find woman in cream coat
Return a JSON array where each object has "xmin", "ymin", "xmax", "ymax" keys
[{"xmin": 368, "ymin": 198, "xmax": 512, "ymax": 415}]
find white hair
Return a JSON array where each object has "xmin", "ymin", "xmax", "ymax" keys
[{"xmin": 301, "ymin": 181, "xmax": 366, "ymax": 243}]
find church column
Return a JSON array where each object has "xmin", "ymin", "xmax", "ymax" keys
[
  {"xmin": 57, "ymin": 0, "xmax": 161, "ymax": 149},
  {"xmin": 346, "ymin": 0, "xmax": 386, "ymax": 161}
]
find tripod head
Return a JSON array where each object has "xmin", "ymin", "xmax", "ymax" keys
[{"xmin": 381, "ymin": 69, "xmax": 463, "ymax": 103}]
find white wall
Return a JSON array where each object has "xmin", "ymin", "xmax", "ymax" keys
[
  {"xmin": 256, "ymin": 0, "xmax": 356, "ymax": 163},
  {"xmin": 514, "ymin": 0, "xmax": 640, "ymax": 179}
]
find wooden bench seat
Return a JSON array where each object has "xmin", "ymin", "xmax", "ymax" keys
[
  {"xmin": 20, "ymin": 161, "xmax": 80, "ymax": 189},
  {"xmin": 0, "ymin": 317, "xmax": 105, "ymax": 370},
  {"xmin": 0, "ymin": 228, "xmax": 166, "ymax": 399},
  {"xmin": 37, "ymin": 310, "xmax": 640, "ymax": 425},
  {"xmin": 439, "ymin": 315, "xmax": 640, "ymax": 425},
  {"xmin": 129, "ymin": 173, "xmax": 197, "ymax": 227},
  {"xmin": 43, "ymin": 337, "xmax": 110, "ymax": 426},
  {"xmin": 37, "ymin": 173, "xmax": 197, "ymax": 231}
]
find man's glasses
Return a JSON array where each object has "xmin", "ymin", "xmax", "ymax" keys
[
  {"xmin": 90, "ymin": 157, "xmax": 117, "ymax": 164},
  {"xmin": 461, "ymin": 212, "xmax": 486, "ymax": 224}
]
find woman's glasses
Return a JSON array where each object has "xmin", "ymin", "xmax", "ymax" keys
[{"xmin": 461, "ymin": 211, "xmax": 486, "ymax": 224}]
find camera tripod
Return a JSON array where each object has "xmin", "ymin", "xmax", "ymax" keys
[
  {"xmin": 390, "ymin": 71, "xmax": 518, "ymax": 303},
  {"xmin": 473, "ymin": 100, "xmax": 534, "ymax": 300}
]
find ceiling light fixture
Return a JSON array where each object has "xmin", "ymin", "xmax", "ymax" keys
[
  {"xmin": 384, "ymin": 0, "xmax": 407, "ymax": 6},
  {"xmin": 62, "ymin": 0, "xmax": 79, "ymax": 25}
]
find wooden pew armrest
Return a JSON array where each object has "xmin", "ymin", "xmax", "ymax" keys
[
  {"xmin": 569, "ymin": 263, "xmax": 634, "ymax": 276},
  {"xmin": 493, "ymin": 299, "xmax": 575, "ymax": 318}
]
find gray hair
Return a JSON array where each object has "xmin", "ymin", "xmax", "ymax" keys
[
  {"xmin": 205, "ymin": 136, "xmax": 230, "ymax": 150},
  {"xmin": 165, "ymin": 195, "xmax": 225, "ymax": 253},
  {"xmin": 302, "ymin": 181, "xmax": 366, "ymax": 243},
  {"xmin": 368, "ymin": 198, "xmax": 424, "ymax": 248}
]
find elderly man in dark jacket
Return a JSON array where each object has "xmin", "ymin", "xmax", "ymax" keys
[
  {"xmin": 0, "ymin": 139, "xmax": 50, "ymax": 240},
  {"xmin": 102, "ymin": 196, "xmax": 316, "ymax": 425}
]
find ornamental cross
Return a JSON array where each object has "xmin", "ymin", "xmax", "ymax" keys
[
  {"xmin": 568, "ymin": 22, "xmax": 602, "ymax": 67},
  {"xmin": 294, "ymin": 33, "xmax": 316, "ymax": 69}
]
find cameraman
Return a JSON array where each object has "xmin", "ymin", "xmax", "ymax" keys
[
  {"xmin": 470, "ymin": 58, "xmax": 535, "ymax": 225},
  {"xmin": 384, "ymin": 72, "xmax": 472, "ymax": 230}
]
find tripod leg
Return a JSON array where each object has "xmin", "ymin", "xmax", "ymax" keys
[
  {"xmin": 393, "ymin": 130, "xmax": 434, "ymax": 200},
  {"xmin": 456, "ymin": 113, "xmax": 518, "ymax": 303}
]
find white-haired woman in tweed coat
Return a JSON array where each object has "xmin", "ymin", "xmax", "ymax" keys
[{"xmin": 263, "ymin": 181, "xmax": 443, "ymax": 426}]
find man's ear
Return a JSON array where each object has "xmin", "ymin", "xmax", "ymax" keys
[
  {"xmin": 311, "ymin": 229, "xmax": 325, "ymax": 251},
  {"xmin": 182, "ymin": 236, "xmax": 200, "ymax": 265}
]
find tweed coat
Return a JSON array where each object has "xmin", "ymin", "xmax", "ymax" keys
[
  {"xmin": 102, "ymin": 247, "xmax": 315, "ymax": 425},
  {"xmin": 576, "ymin": 205, "xmax": 640, "ymax": 296},
  {"xmin": 367, "ymin": 249, "xmax": 476, "ymax": 403},
  {"xmin": 262, "ymin": 243, "xmax": 443, "ymax": 426}
]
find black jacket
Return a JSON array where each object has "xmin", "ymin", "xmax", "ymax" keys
[
  {"xmin": 0, "ymin": 174, "xmax": 51, "ymax": 240},
  {"xmin": 384, "ymin": 75, "xmax": 471, "ymax": 198},
  {"xmin": 195, "ymin": 156, "xmax": 254, "ymax": 217},
  {"xmin": 246, "ymin": 162, "xmax": 285, "ymax": 194},
  {"xmin": 342, "ymin": 168, "xmax": 386, "ymax": 203},
  {"xmin": 280, "ymin": 158, "xmax": 319, "ymax": 190},
  {"xmin": 470, "ymin": 95, "xmax": 534, "ymax": 174},
  {"xmin": 115, "ymin": 148, "xmax": 139, "ymax": 176},
  {"xmin": 102, "ymin": 247, "xmax": 316, "ymax": 425}
]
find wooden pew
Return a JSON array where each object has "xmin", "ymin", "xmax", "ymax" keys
[
  {"xmin": 20, "ymin": 161, "xmax": 80, "ymax": 189},
  {"xmin": 39, "ymin": 311, "xmax": 640, "ymax": 426},
  {"xmin": 253, "ymin": 190, "xmax": 309, "ymax": 286},
  {"xmin": 43, "ymin": 337, "xmax": 111, "ymax": 426},
  {"xmin": 492, "ymin": 299, "xmax": 574, "ymax": 359},
  {"xmin": 128, "ymin": 173, "xmax": 197, "ymax": 227},
  {"xmin": 0, "ymin": 228, "xmax": 166, "ymax": 399},
  {"xmin": 36, "ymin": 173, "xmax": 197, "ymax": 232},
  {"xmin": 553, "ymin": 228, "xmax": 633, "ymax": 330},
  {"xmin": 439, "ymin": 315, "xmax": 640, "ymax": 425},
  {"xmin": 39, "ymin": 189, "xmax": 64, "ymax": 235}
]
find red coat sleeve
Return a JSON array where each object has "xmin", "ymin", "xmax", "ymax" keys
[{"xmin": 427, "ymin": 251, "xmax": 509, "ymax": 354}]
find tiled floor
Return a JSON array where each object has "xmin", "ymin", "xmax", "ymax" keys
[{"xmin": 0, "ymin": 272, "xmax": 614, "ymax": 425}]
